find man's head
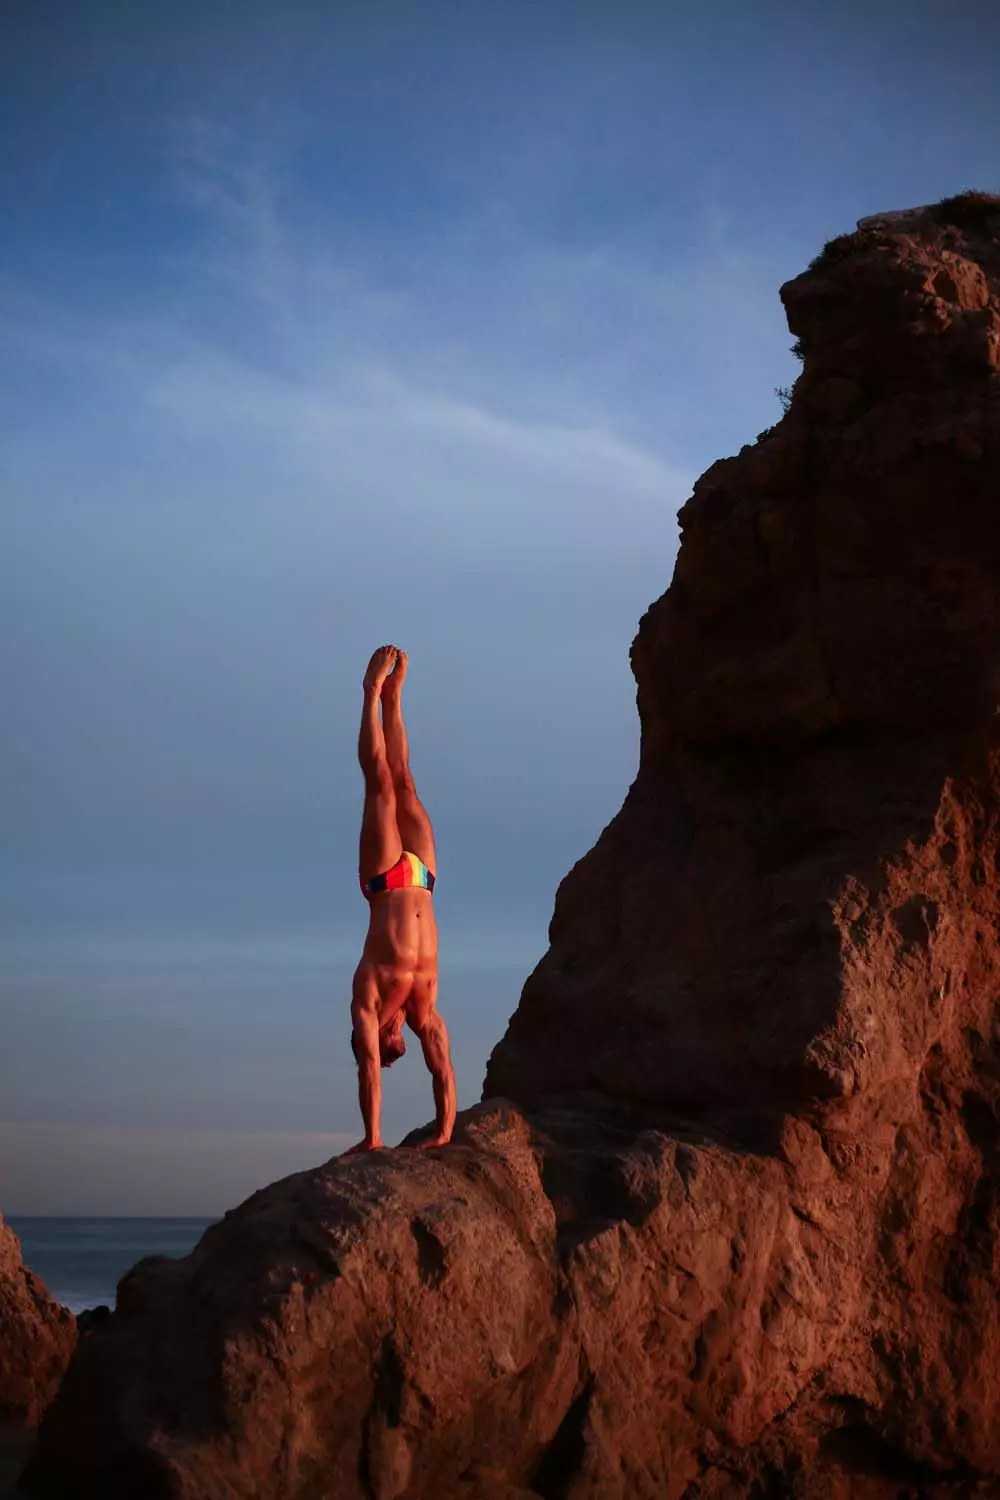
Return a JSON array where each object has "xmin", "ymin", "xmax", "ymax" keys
[{"xmin": 350, "ymin": 1012, "xmax": 406, "ymax": 1069}]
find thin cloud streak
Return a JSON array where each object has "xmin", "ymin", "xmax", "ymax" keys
[{"xmin": 168, "ymin": 113, "xmax": 296, "ymax": 331}]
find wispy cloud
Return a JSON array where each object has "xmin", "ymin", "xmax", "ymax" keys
[
  {"xmin": 167, "ymin": 112, "xmax": 295, "ymax": 330},
  {"xmin": 145, "ymin": 351, "xmax": 680, "ymax": 548},
  {"xmin": 7, "ymin": 116, "xmax": 693, "ymax": 574},
  {"xmin": 8, "ymin": 109, "xmax": 796, "ymax": 515}
]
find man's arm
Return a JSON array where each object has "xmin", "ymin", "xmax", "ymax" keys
[
  {"xmin": 415, "ymin": 1011, "xmax": 456, "ymax": 1147},
  {"xmin": 345, "ymin": 993, "xmax": 383, "ymax": 1153}
]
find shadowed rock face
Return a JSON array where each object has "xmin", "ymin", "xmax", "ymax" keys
[
  {"xmin": 487, "ymin": 192, "xmax": 1000, "ymax": 1126},
  {"xmin": 0, "ymin": 1214, "xmax": 76, "ymax": 1429},
  {"xmin": 21, "ymin": 194, "xmax": 1000, "ymax": 1499}
]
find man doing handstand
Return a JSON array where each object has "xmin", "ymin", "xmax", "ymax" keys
[{"xmin": 346, "ymin": 645, "xmax": 456, "ymax": 1153}]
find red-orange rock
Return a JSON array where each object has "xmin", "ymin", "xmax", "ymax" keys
[
  {"xmin": 0, "ymin": 1214, "xmax": 75, "ymax": 1430},
  {"xmin": 22, "ymin": 193, "xmax": 1000, "ymax": 1499},
  {"xmin": 16, "ymin": 1102, "xmax": 878, "ymax": 1498},
  {"xmin": 487, "ymin": 192, "xmax": 1000, "ymax": 1125}
]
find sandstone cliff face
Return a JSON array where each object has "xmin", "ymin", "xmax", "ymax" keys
[
  {"xmin": 22, "ymin": 194, "xmax": 1000, "ymax": 1500},
  {"xmin": 0, "ymin": 1213, "xmax": 75, "ymax": 1430},
  {"xmin": 487, "ymin": 191, "xmax": 1000, "ymax": 1125}
]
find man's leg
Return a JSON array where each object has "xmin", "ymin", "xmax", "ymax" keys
[
  {"xmin": 380, "ymin": 649, "xmax": 437, "ymax": 871},
  {"xmin": 359, "ymin": 646, "xmax": 403, "ymax": 881},
  {"xmin": 407, "ymin": 977, "xmax": 456, "ymax": 1147}
]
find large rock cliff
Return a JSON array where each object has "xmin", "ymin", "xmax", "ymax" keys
[
  {"xmin": 21, "ymin": 194, "xmax": 1000, "ymax": 1499},
  {"xmin": 487, "ymin": 191, "xmax": 1000, "ymax": 1127}
]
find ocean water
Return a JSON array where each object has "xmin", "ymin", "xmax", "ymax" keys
[{"xmin": 7, "ymin": 1217, "xmax": 215, "ymax": 1313}]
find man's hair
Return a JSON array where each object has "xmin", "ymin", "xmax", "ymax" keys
[{"xmin": 350, "ymin": 1021, "xmax": 406, "ymax": 1069}]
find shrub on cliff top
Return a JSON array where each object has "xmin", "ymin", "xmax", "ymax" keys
[
  {"xmin": 808, "ymin": 231, "xmax": 864, "ymax": 272},
  {"xmin": 928, "ymin": 190, "xmax": 1000, "ymax": 234}
]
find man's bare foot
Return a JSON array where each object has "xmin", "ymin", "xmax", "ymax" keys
[
  {"xmin": 415, "ymin": 1133, "xmax": 451, "ymax": 1149},
  {"xmin": 343, "ymin": 1138, "xmax": 383, "ymax": 1156},
  {"xmin": 363, "ymin": 645, "xmax": 396, "ymax": 694},
  {"xmin": 381, "ymin": 648, "xmax": 408, "ymax": 699}
]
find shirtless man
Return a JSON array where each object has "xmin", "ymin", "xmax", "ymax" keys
[{"xmin": 346, "ymin": 645, "xmax": 456, "ymax": 1153}]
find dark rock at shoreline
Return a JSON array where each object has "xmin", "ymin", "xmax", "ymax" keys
[
  {"xmin": 73, "ymin": 1306, "xmax": 111, "ymax": 1341},
  {"xmin": 22, "ymin": 194, "xmax": 1000, "ymax": 1497}
]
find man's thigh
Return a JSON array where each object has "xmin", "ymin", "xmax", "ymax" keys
[
  {"xmin": 393, "ymin": 783, "xmax": 436, "ymax": 871},
  {"xmin": 359, "ymin": 778, "xmax": 403, "ymax": 882}
]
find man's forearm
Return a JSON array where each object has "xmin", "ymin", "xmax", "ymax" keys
[
  {"xmin": 358, "ymin": 1054, "xmax": 382, "ymax": 1146},
  {"xmin": 420, "ymin": 1014, "xmax": 456, "ymax": 1142},
  {"xmin": 432, "ymin": 1061, "xmax": 456, "ymax": 1139},
  {"xmin": 353, "ymin": 1008, "xmax": 383, "ymax": 1146}
]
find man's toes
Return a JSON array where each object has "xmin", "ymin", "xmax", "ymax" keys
[
  {"xmin": 366, "ymin": 645, "xmax": 397, "ymax": 681},
  {"xmin": 382, "ymin": 648, "xmax": 408, "ymax": 693}
]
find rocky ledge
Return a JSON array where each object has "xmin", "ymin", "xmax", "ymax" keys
[{"xmin": 21, "ymin": 193, "xmax": 1000, "ymax": 1499}]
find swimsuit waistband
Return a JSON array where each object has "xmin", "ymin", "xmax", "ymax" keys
[{"xmin": 361, "ymin": 849, "xmax": 436, "ymax": 898}]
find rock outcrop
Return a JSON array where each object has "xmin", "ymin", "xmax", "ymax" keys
[
  {"xmin": 487, "ymin": 190, "xmax": 1000, "ymax": 1126},
  {"xmin": 21, "ymin": 194, "xmax": 1000, "ymax": 1499},
  {"xmin": 0, "ymin": 1213, "xmax": 75, "ymax": 1459}
]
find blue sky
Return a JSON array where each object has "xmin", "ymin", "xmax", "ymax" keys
[{"xmin": 3, "ymin": 0, "xmax": 998, "ymax": 1213}]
